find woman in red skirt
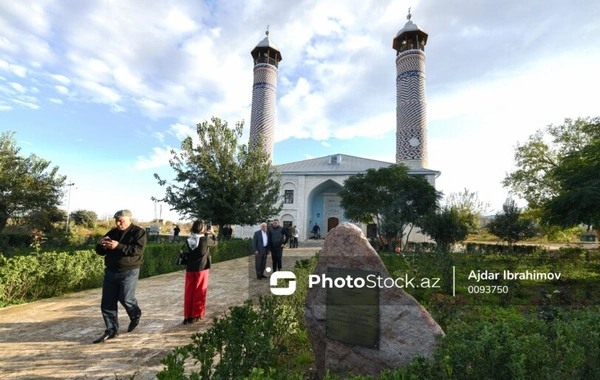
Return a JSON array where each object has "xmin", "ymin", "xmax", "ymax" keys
[{"xmin": 183, "ymin": 220, "xmax": 217, "ymax": 324}]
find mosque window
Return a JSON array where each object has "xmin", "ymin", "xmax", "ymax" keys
[
  {"xmin": 328, "ymin": 154, "xmax": 342, "ymax": 165},
  {"xmin": 284, "ymin": 190, "xmax": 294, "ymax": 204}
]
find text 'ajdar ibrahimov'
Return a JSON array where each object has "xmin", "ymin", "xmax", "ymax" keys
[{"xmin": 469, "ymin": 270, "xmax": 562, "ymax": 282}]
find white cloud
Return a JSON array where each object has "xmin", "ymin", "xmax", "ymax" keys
[
  {"xmin": 135, "ymin": 146, "xmax": 176, "ymax": 170},
  {"xmin": 49, "ymin": 98, "xmax": 63, "ymax": 104},
  {"xmin": 152, "ymin": 131, "xmax": 165, "ymax": 143},
  {"xmin": 321, "ymin": 141, "xmax": 331, "ymax": 147},
  {"xmin": 164, "ymin": 8, "xmax": 198, "ymax": 33},
  {"xmin": 51, "ymin": 74, "xmax": 70, "ymax": 85},
  {"xmin": 55, "ymin": 85, "xmax": 69, "ymax": 95},
  {"xmin": 169, "ymin": 123, "xmax": 195, "ymax": 141},
  {"xmin": 12, "ymin": 99, "xmax": 39, "ymax": 109},
  {"xmin": 9, "ymin": 82, "xmax": 25, "ymax": 93},
  {"xmin": 79, "ymin": 80, "xmax": 122, "ymax": 105},
  {"xmin": 0, "ymin": 60, "xmax": 27, "ymax": 77}
]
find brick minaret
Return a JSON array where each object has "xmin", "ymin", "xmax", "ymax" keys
[
  {"xmin": 249, "ymin": 28, "xmax": 282, "ymax": 162},
  {"xmin": 393, "ymin": 9, "xmax": 429, "ymax": 169}
]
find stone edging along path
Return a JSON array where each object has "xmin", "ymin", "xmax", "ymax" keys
[{"xmin": 0, "ymin": 249, "xmax": 318, "ymax": 380}]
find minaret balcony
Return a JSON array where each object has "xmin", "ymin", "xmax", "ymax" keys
[{"xmin": 254, "ymin": 56, "xmax": 280, "ymax": 67}]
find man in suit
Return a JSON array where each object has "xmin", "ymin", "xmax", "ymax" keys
[{"xmin": 252, "ymin": 222, "xmax": 269, "ymax": 279}]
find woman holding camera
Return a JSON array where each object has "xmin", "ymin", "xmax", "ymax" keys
[{"xmin": 183, "ymin": 220, "xmax": 217, "ymax": 324}]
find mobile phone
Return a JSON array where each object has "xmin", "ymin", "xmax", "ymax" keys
[{"xmin": 206, "ymin": 222, "xmax": 212, "ymax": 229}]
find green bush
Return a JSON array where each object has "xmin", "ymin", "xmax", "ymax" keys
[
  {"xmin": 0, "ymin": 250, "xmax": 104, "ymax": 307},
  {"xmin": 211, "ymin": 238, "xmax": 253, "ymax": 263},
  {"xmin": 316, "ymin": 309, "xmax": 600, "ymax": 380},
  {"xmin": 157, "ymin": 295, "xmax": 298, "ymax": 380},
  {"xmin": 465, "ymin": 243, "xmax": 547, "ymax": 255},
  {"xmin": 0, "ymin": 233, "xmax": 33, "ymax": 254},
  {"xmin": 0, "ymin": 239, "xmax": 253, "ymax": 307},
  {"xmin": 558, "ymin": 246, "xmax": 586, "ymax": 261}
]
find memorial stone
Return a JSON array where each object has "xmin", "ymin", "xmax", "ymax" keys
[{"xmin": 304, "ymin": 223, "xmax": 444, "ymax": 379}]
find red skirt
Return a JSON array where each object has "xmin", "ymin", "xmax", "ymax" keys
[{"xmin": 184, "ymin": 270, "xmax": 209, "ymax": 318}]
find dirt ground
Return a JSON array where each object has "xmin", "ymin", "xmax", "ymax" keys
[{"xmin": 0, "ymin": 249, "xmax": 318, "ymax": 380}]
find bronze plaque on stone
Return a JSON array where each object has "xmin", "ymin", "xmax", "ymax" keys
[{"xmin": 326, "ymin": 267, "xmax": 380, "ymax": 349}]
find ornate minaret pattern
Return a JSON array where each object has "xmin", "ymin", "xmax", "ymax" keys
[
  {"xmin": 249, "ymin": 27, "xmax": 282, "ymax": 162},
  {"xmin": 393, "ymin": 9, "xmax": 429, "ymax": 169}
]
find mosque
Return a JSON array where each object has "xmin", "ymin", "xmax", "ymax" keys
[{"xmin": 236, "ymin": 11, "xmax": 440, "ymax": 241}]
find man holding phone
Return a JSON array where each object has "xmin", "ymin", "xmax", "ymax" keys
[{"xmin": 93, "ymin": 209, "xmax": 147, "ymax": 343}]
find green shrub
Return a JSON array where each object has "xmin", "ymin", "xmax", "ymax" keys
[
  {"xmin": 464, "ymin": 243, "xmax": 547, "ymax": 255},
  {"xmin": 211, "ymin": 238, "xmax": 253, "ymax": 263},
  {"xmin": 558, "ymin": 246, "xmax": 586, "ymax": 261},
  {"xmin": 317, "ymin": 308, "xmax": 600, "ymax": 380},
  {"xmin": 0, "ymin": 239, "xmax": 253, "ymax": 307},
  {"xmin": 0, "ymin": 233, "xmax": 34, "ymax": 254},
  {"xmin": 157, "ymin": 295, "xmax": 298, "ymax": 380},
  {"xmin": 0, "ymin": 250, "xmax": 104, "ymax": 307}
]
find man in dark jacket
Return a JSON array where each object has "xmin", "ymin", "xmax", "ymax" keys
[
  {"xmin": 93, "ymin": 209, "xmax": 147, "ymax": 343},
  {"xmin": 268, "ymin": 219, "xmax": 289, "ymax": 273}
]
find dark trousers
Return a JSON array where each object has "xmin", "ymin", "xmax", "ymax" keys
[
  {"xmin": 101, "ymin": 268, "xmax": 141, "ymax": 334},
  {"xmin": 255, "ymin": 252, "xmax": 268, "ymax": 278},
  {"xmin": 271, "ymin": 246, "xmax": 283, "ymax": 272},
  {"xmin": 184, "ymin": 270, "xmax": 209, "ymax": 318}
]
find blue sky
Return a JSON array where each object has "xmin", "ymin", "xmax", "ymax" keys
[{"xmin": 1, "ymin": 0, "xmax": 599, "ymax": 222}]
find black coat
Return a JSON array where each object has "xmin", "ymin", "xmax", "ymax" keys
[
  {"xmin": 268, "ymin": 226, "xmax": 289, "ymax": 248},
  {"xmin": 185, "ymin": 233, "xmax": 218, "ymax": 272},
  {"xmin": 95, "ymin": 224, "xmax": 147, "ymax": 272}
]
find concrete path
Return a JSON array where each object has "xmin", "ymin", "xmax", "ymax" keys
[{"xmin": 0, "ymin": 248, "xmax": 319, "ymax": 380}]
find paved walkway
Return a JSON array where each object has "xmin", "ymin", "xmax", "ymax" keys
[{"xmin": 0, "ymin": 248, "xmax": 320, "ymax": 380}]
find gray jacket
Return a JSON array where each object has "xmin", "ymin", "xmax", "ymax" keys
[{"xmin": 252, "ymin": 230, "xmax": 269, "ymax": 255}]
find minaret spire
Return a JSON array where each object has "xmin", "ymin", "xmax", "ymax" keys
[
  {"xmin": 392, "ymin": 11, "xmax": 429, "ymax": 169},
  {"xmin": 248, "ymin": 27, "xmax": 282, "ymax": 163}
]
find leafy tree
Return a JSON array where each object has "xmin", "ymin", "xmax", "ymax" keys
[
  {"xmin": 339, "ymin": 164, "xmax": 441, "ymax": 250},
  {"xmin": 503, "ymin": 117, "xmax": 598, "ymax": 209},
  {"xmin": 0, "ymin": 131, "xmax": 67, "ymax": 234},
  {"xmin": 522, "ymin": 207, "xmax": 580, "ymax": 242},
  {"xmin": 487, "ymin": 198, "xmax": 536, "ymax": 250},
  {"xmin": 445, "ymin": 188, "xmax": 490, "ymax": 233},
  {"xmin": 541, "ymin": 132, "xmax": 600, "ymax": 231},
  {"xmin": 420, "ymin": 206, "xmax": 472, "ymax": 253},
  {"xmin": 27, "ymin": 207, "xmax": 67, "ymax": 232},
  {"xmin": 154, "ymin": 117, "xmax": 282, "ymax": 231},
  {"xmin": 70, "ymin": 209, "xmax": 98, "ymax": 229}
]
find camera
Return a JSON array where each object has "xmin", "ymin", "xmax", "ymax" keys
[{"xmin": 206, "ymin": 221, "xmax": 212, "ymax": 229}]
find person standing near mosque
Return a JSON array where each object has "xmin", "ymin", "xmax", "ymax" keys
[
  {"xmin": 268, "ymin": 219, "xmax": 289, "ymax": 272},
  {"xmin": 252, "ymin": 222, "xmax": 269, "ymax": 279},
  {"xmin": 172, "ymin": 224, "xmax": 181, "ymax": 242},
  {"xmin": 93, "ymin": 209, "xmax": 146, "ymax": 344},
  {"xmin": 293, "ymin": 225, "xmax": 299, "ymax": 248},
  {"xmin": 183, "ymin": 220, "xmax": 217, "ymax": 324}
]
